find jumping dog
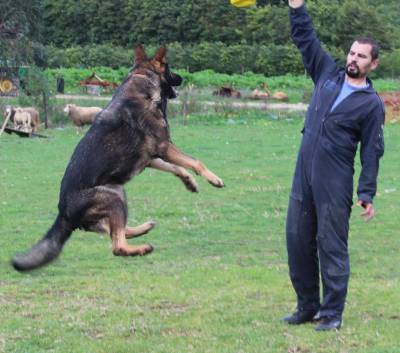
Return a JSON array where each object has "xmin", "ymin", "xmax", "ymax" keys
[{"xmin": 12, "ymin": 45, "xmax": 224, "ymax": 271}]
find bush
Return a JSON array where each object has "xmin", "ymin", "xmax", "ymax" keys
[
  {"xmin": 41, "ymin": 42, "xmax": 400, "ymax": 79},
  {"xmin": 18, "ymin": 67, "xmax": 55, "ymax": 128},
  {"xmin": 375, "ymin": 49, "xmax": 400, "ymax": 79},
  {"xmin": 41, "ymin": 42, "xmax": 305, "ymax": 76}
]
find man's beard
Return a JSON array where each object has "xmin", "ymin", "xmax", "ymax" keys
[{"xmin": 346, "ymin": 62, "xmax": 362, "ymax": 78}]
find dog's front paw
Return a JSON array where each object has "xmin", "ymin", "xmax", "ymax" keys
[
  {"xmin": 202, "ymin": 170, "xmax": 225, "ymax": 188},
  {"xmin": 181, "ymin": 174, "xmax": 199, "ymax": 192},
  {"xmin": 209, "ymin": 177, "xmax": 225, "ymax": 188},
  {"xmin": 138, "ymin": 244, "xmax": 154, "ymax": 256}
]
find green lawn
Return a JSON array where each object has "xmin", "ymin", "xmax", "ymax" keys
[{"xmin": 0, "ymin": 114, "xmax": 399, "ymax": 353}]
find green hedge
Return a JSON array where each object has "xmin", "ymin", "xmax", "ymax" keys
[
  {"xmin": 42, "ymin": 42, "xmax": 400, "ymax": 79},
  {"xmin": 43, "ymin": 41, "xmax": 317, "ymax": 77},
  {"xmin": 43, "ymin": 42, "xmax": 305, "ymax": 76}
]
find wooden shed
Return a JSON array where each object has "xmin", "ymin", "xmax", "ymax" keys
[{"xmin": 79, "ymin": 72, "xmax": 118, "ymax": 95}]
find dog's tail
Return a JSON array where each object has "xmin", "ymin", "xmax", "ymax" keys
[{"xmin": 11, "ymin": 214, "xmax": 73, "ymax": 272}]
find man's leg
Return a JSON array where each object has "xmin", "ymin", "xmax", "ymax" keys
[
  {"xmin": 315, "ymin": 202, "xmax": 351, "ymax": 321},
  {"xmin": 286, "ymin": 190, "xmax": 320, "ymax": 312},
  {"xmin": 285, "ymin": 163, "xmax": 320, "ymax": 324}
]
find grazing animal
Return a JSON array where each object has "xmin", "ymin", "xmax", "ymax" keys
[
  {"xmin": 12, "ymin": 45, "xmax": 224, "ymax": 272},
  {"xmin": 63, "ymin": 104, "xmax": 103, "ymax": 133},
  {"xmin": 250, "ymin": 89, "xmax": 269, "ymax": 100},
  {"xmin": 13, "ymin": 108, "xmax": 32, "ymax": 131},
  {"xmin": 213, "ymin": 86, "xmax": 241, "ymax": 98},
  {"xmin": 272, "ymin": 91, "xmax": 289, "ymax": 101},
  {"xmin": 4, "ymin": 106, "xmax": 40, "ymax": 132}
]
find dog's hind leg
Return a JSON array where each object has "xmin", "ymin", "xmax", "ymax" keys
[
  {"xmin": 125, "ymin": 220, "xmax": 156, "ymax": 239},
  {"xmin": 90, "ymin": 218, "xmax": 156, "ymax": 239},
  {"xmin": 164, "ymin": 143, "xmax": 225, "ymax": 188},
  {"xmin": 111, "ymin": 221, "xmax": 153, "ymax": 256},
  {"xmin": 105, "ymin": 195, "xmax": 152, "ymax": 256},
  {"xmin": 78, "ymin": 186, "xmax": 153, "ymax": 256},
  {"xmin": 148, "ymin": 158, "xmax": 198, "ymax": 192}
]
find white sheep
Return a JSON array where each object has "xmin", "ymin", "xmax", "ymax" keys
[
  {"xmin": 21, "ymin": 107, "xmax": 40, "ymax": 132},
  {"xmin": 4, "ymin": 106, "xmax": 40, "ymax": 133},
  {"xmin": 63, "ymin": 104, "xmax": 103, "ymax": 133},
  {"xmin": 13, "ymin": 108, "xmax": 32, "ymax": 132}
]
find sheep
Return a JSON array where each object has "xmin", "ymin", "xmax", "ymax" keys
[
  {"xmin": 272, "ymin": 91, "xmax": 289, "ymax": 101},
  {"xmin": 21, "ymin": 107, "xmax": 40, "ymax": 132},
  {"xmin": 63, "ymin": 104, "xmax": 103, "ymax": 133},
  {"xmin": 250, "ymin": 88, "xmax": 269, "ymax": 100},
  {"xmin": 13, "ymin": 108, "xmax": 32, "ymax": 132},
  {"xmin": 4, "ymin": 106, "xmax": 40, "ymax": 133}
]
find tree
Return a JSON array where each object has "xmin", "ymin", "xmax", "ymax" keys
[
  {"xmin": 19, "ymin": 67, "xmax": 54, "ymax": 129},
  {"xmin": 333, "ymin": 0, "xmax": 393, "ymax": 53},
  {"xmin": 244, "ymin": 6, "xmax": 290, "ymax": 45},
  {"xmin": 0, "ymin": 0, "xmax": 43, "ymax": 66}
]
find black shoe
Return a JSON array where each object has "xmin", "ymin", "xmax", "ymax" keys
[
  {"xmin": 283, "ymin": 309, "xmax": 318, "ymax": 325},
  {"xmin": 315, "ymin": 317, "xmax": 342, "ymax": 331}
]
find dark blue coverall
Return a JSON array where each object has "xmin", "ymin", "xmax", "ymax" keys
[{"xmin": 286, "ymin": 5, "xmax": 385, "ymax": 319}]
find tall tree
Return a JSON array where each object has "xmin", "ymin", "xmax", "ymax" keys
[
  {"xmin": 333, "ymin": 0, "xmax": 393, "ymax": 52},
  {"xmin": 0, "ymin": 0, "xmax": 43, "ymax": 66},
  {"xmin": 244, "ymin": 6, "xmax": 290, "ymax": 45}
]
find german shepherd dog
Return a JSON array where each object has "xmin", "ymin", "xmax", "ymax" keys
[{"xmin": 12, "ymin": 45, "xmax": 224, "ymax": 272}]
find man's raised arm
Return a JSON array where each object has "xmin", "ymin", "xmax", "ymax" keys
[{"xmin": 288, "ymin": 0, "xmax": 337, "ymax": 83}]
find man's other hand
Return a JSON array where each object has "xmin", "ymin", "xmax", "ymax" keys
[{"xmin": 357, "ymin": 200, "xmax": 375, "ymax": 221}]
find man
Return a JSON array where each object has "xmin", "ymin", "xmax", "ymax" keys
[{"xmin": 284, "ymin": 0, "xmax": 385, "ymax": 331}]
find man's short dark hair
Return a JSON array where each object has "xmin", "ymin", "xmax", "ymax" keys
[{"xmin": 353, "ymin": 37, "xmax": 380, "ymax": 60}]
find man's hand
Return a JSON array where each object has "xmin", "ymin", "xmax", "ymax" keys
[
  {"xmin": 288, "ymin": 0, "xmax": 304, "ymax": 8},
  {"xmin": 357, "ymin": 200, "xmax": 375, "ymax": 221}
]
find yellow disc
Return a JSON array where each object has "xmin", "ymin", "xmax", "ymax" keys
[
  {"xmin": 230, "ymin": 0, "xmax": 256, "ymax": 7},
  {"xmin": 1, "ymin": 79, "xmax": 13, "ymax": 92}
]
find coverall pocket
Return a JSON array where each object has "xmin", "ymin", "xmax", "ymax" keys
[
  {"xmin": 321, "ymin": 139, "xmax": 354, "ymax": 159},
  {"xmin": 286, "ymin": 192, "xmax": 303, "ymax": 236}
]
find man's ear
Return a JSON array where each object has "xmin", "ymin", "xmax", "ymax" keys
[
  {"xmin": 134, "ymin": 43, "xmax": 147, "ymax": 64},
  {"xmin": 370, "ymin": 58, "xmax": 379, "ymax": 71}
]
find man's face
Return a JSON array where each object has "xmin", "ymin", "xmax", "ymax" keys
[{"xmin": 345, "ymin": 41, "xmax": 379, "ymax": 79}]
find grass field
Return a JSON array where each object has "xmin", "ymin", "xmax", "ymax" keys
[{"xmin": 0, "ymin": 113, "xmax": 399, "ymax": 353}]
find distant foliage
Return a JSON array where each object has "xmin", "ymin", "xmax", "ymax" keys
[
  {"xmin": 7, "ymin": 0, "xmax": 397, "ymax": 77},
  {"xmin": 375, "ymin": 49, "xmax": 400, "ymax": 78},
  {"xmin": 43, "ymin": 42, "xmax": 305, "ymax": 76},
  {"xmin": 40, "ymin": 0, "xmax": 398, "ymax": 49},
  {"xmin": 45, "ymin": 44, "xmax": 133, "ymax": 68},
  {"xmin": 43, "ymin": 40, "xmax": 400, "ymax": 79},
  {"xmin": 0, "ymin": 0, "xmax": 43, "ymax": 66},
  {"xmin": 18, "ymin": 66, "xmax": 56, "ymax": 128}
]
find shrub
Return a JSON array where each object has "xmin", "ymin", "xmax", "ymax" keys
[{"xmin": 41, "ymin": 42, "xmax": 399, "ymax": 79}]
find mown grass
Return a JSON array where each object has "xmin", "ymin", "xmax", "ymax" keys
[{"xmin": 0, "ymin": 113, "xmax": 399, "ymax": 353}]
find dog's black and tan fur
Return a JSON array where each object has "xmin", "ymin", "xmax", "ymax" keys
[{"xmin": 12, "ymin": 45, "xmax": 224, "ymax": 271}]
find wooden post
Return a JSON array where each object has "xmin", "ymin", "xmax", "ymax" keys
[
  {"xmin": 0, "ymin": 112, "xmax": 11, "ymax": 137},
  {"xmin": 42, "ymin": 91, "xmax": 48, "ymax": 129}
]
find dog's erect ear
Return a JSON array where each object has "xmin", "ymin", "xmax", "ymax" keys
[
  {"xmin": 154, "ymin": 45, "xmax": 167, "ymax": 63},
  {"xmin": 134, "ymin": 43, "xmax": 147, "ymax": 64}
]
